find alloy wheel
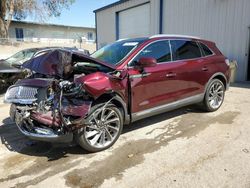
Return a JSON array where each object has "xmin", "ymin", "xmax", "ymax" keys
[
  {"xmin": 208, "ymin": 81, "xmax": 224, "ymax": 109},
  {"xmin": 84, "ymin": 106, "xmax": 121, "ymax": 149}
]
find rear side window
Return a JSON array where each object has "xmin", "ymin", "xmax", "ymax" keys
[
  {"xmin": 200, "ymin": 42, "xmax": 213, "ymax": 56},
  {"xmin": 132, "ymin": 40, "xmax": 171, "ymax": 64},
  {"xmin": 171, "ymin": 40, "xmax": 202, "ymax": 61}
]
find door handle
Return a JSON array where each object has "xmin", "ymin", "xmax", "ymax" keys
[
  {"xmin": 202, "ymin": 66, "xmax": 209, "ymax": 71},
  {"xmin": 166, "ymin": 72, "xmax": 177, "ymax": 78}
]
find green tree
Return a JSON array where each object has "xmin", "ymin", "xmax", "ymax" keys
[{"xmin": 0, "ymin": 0, "xmax": 75, "ymax": 38}]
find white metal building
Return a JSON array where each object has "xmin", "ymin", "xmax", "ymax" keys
[
  {"xmin": 8, "ymin": 20, "xmax": 96, "ymax": 43},
  {"xmin": 94, "ymin": 0, "xmax": 250, "ymax": 81}
]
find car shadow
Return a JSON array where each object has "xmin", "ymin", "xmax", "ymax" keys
[
  {"xmin": 123, "ymin": 104, "xmax": 204, "ymax": 134},
  {"xmin": 0, "ymin": 87, "xmax": 8, "ymax": 95},
  {"xmin": 0, "ymin": 118, "xmax": 91, "ymax": 161},
  {"xmin": 0, "ymin": 104, "xmax": 204, "ymax": 160}
]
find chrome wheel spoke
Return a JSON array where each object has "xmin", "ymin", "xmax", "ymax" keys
[
  {"xmin": 104, "ymin": 117, "xmax": 119, "ymax": 125},
  {"xmin": 90, "ymin": 132, "xmax": 102, "ymax": 146},
  {"xmin": 104, "ymin": 127, "xmax": 113, "ymax": 141},
  {"xmin": 101, "ymin": 108, "xmax": 107, "ymax": 121},
  {"xmin": 107, "ymin": 125, "xmax": 119, "ymax": 132},
  {"xmin": 210, "ymin": 99, "xmax": 215, "ymax": 106},
  {"xmin": 92, "ymin": 110, "xmax": 101, "ymax": 124},
  {"xmin": 216, "ymin": 85, "xmax": 222, "ymax": 91},
  {"xmin": 215, "ymin": 97, "xmax": 219, "ymax": 105},
  {"xmin": 105, "ymin": 110, "xmax": 115, "ymax": 121},
  {"xmin": 212, "ymin": 99, "xmax": 217, "ymax": 107},
  {"xmin": 208, "ymin": 95, "xmax": 214, "ymax": 101},
  {"xmin": 100, "ymin": 131, "xmax": 106, "ymax": 145},
  {"xmin": 86, "ymin": 130, "xmax": 99, "ymax": 139},
  {"xmin": 211, "ymin": 85, "xmax": 215, "ymax": 94},
  {"xmin": 86, "ymin": 123, "xmax": 99, "ymax": 130}
]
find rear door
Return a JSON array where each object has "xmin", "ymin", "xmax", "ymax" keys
[
  {"xmin": 128, "ymin": 40, "xmax": 187, "ymax": 114},
  {"xmin": 169, "ymin": 39, "xmax": 205, "ymax": 99}
]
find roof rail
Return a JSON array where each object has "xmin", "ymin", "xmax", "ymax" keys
[
  {"xmin": 149, "ymin": 34, "xmax": 201, "ymax": 39},
  {"xmin": 116, "ymin": 38, "xmax": 129, "ymax": 42}
]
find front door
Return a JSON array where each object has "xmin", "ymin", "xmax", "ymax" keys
[{"xmin": 128, "ymin": 40, "xmax": 187, "ymax": 115}]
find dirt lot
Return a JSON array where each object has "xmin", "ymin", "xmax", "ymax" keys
[{"xmin": 0, "ymin": 84, "xmax": 250, "ymax": 188}]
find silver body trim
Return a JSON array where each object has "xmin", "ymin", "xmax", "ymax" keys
[
  {"xmin": 131, "ymin": 93, "xmax": 204, "ymax": 122},
  {"xmin": 4, "ymin": 86, "xmax": 38, "ymax": 104},
  {"xmin": 4, "ymin": 98, "xmax": 36, "ymax": 104}
]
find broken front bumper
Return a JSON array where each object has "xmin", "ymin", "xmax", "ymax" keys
[{"xmin": 10, "ymin": 104, "xmax": 73, "ymax": 143}]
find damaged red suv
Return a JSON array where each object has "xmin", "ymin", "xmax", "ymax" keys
[{"xmin": 4, "ymin": 35, "xmax": 230, "ymax": 152}]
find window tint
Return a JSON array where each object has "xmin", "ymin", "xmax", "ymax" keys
[
  {"xmin": 171, "ymin": 40, "xmax": 202, "ymax": 61},
  {"xmin": 200, "ymin": 42, "xmax": 213, "ymax": 56},
  {"xmin": 132, "ymin": 40, "xmax": 171, "ymax": 64}
]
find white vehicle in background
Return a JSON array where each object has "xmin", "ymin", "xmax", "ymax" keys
[{"xmin": 0, "ymin": 47, "xmax": 90, "ymax": 88}]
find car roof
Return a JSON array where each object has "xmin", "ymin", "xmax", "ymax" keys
[{"xmin": 116, "ymin": 35, "xmax": 214, "ymax": 45}]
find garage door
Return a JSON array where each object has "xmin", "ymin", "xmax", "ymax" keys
[{"xmin": 118, "ymin": 3, "xmax": 150, "ymax": 39}]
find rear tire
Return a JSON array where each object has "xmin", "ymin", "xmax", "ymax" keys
[
  {"xmin": 76, "ymin": 103, "xmax": 123, "ymax": 152},
  {"xmin": 203, "ymin": 79, "xmax": 225, "ymax": 112}
]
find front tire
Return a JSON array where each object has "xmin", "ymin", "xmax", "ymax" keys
[
  {"xmin": 203, "ymin": 79, "xmax": 225, "ymax": 112},
  {"xmin": 76, "ymin": 103, "xmax": 123, "ymax": 152}
]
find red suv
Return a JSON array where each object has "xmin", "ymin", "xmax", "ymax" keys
[{"xmin": 5, "ymin": 35, "xmax": 230, "ymax": 152}]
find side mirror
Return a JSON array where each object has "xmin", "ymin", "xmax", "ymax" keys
[{"xmin": 137, "ymin": 57, "xmax": 157, "ymax": 68}]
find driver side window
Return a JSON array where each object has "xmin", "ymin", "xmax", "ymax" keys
[{"xmin": 131, "ymin": 40, "xmax": 171, "ymax": 66}]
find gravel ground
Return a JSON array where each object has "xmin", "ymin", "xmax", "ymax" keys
[{"xmin": 0, "ymin": 83, "xmax": 250, "ymax": 188}]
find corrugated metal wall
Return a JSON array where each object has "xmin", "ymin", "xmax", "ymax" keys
[
  {"xmin": 96, "ymin": 0, "xmax": 161, "ymax": 48},
  {"xmin": 96, "ymin": 0, "xmax": 150, "ymax": 48},
  {"xmin": 163, "ymin": 0, "xmax": 250, "ymax": 81},
  {"xmin": 96, "ymin": 0, "xmax": 250, "ymax": 81}
]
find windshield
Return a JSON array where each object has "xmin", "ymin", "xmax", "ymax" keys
[
  {"xmin": 91, "ymin": 39, "xmax": 146, "ymax": 65},
  {"xmin": 5, "ymin": 49, "xmax": 37, "ymax": 65}
]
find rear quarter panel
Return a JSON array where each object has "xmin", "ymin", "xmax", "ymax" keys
[{"xmin": 200, "ymin": 40, "xmax": 230, "ymax": 89}]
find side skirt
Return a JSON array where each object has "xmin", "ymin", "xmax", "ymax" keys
[{"xmin": 131, "ymin": 93, "xmax": 204, "ymax": 122}]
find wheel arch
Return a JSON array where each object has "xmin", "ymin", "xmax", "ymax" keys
[
  {"xmin": 92, "ymin": 92, "xmax": 130, "ymax": 125},
  {"xmin": 205, "ymin": 72, "xmax": 228, "ymax": 92}
]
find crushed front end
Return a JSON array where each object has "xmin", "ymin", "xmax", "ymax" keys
[
  {"xmin": 5, "ymin": 78, "xmax": 92, "ymax": 143},
  {"xmin": 4, "ymin": 49, "xmax": 126, "ymax": 146}
]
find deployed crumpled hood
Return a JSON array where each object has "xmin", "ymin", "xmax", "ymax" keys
[{"xmin": 22, "ymin": 49, "xmax": 115, "ymax": 78}]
